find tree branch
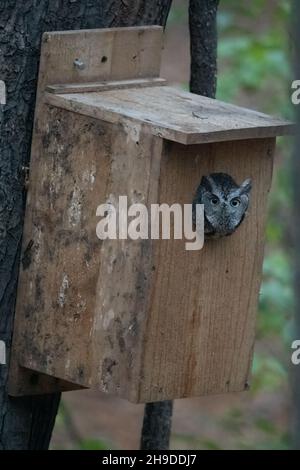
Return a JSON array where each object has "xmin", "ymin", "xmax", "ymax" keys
[
  {"xmin": 189, "ymin": 0, "xmax": 219, "ymax": 98},
  {"xmin": 140, "ymin": 401, "xmax": 173, "ymax": 450}
]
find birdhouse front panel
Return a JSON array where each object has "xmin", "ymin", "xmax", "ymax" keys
[
  {"xmin": 8, "ymin": 27, "xmax": 294, "ymax": 402},
  {"xmin": 138, "ymin": 138, "xmax": 274, "ymax": 402}
]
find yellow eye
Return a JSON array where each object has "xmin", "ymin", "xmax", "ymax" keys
[
  {"xmin": 210, "ymin": 196, "xmax": 219, "ymax": 205},
  {"xmin": 231, "ymin": 198, "xmax": 241, "ymax": 207}
]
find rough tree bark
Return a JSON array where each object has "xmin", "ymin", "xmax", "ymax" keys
[
  {"xmin": 292, "ymin": 0, "xmax": 300, "ymax": 450},
  {"xmin": 0, "ymin": 0, "xmax": 172, "ymax": 450},
  {"xmin": 140, "ymin": 0, "xmax": 220, "ymax": 450},
  {"xmin": 140, "ymin": 401, "xmax": 173, "ymax": 450},
  {"xmin": 189, "ymin": 0, "xmax": 219, "ymax": 97}
]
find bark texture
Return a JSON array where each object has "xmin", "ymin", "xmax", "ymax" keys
[
  {"xmin": 140, "ymin": 401, "xmax": 173, "ymax": 450},
  {"xmin": 0, "ymin": 0, "xmax": 172, "ymax": 450},
  {"xmin": 189, "ymin": 0, "xmax": 219, "ymax": 97}
]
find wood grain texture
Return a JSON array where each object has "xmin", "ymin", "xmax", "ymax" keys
[
  {"xmin": 137, "ymin": 138, "xmax": 275, "ymax": 402},
  {"xmin": 45, "ymin": 86, "xmax": 294, "ymax": 145},
  {"xmin": 9, "ymin": 107, "xmax": 162, "ymax": 401},
  {"xmin": 8, "ymin": 106, "xmax": 114, "ymax": 395},
  {"xmin": 39, "ymin": 26, "xmax": 163, "ymax": 88},
  {"xmin": 46, "ymin": 78, "xmax": 167, "ymax": 94}
]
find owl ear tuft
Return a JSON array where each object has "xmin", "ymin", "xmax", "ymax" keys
[
  {"xmin": 200, "ymin": 175, "xmax": 213, "ymax": 192},
  {"xmin": 239, "ymin": 178, "xmax": 252, "ymax": 195}
]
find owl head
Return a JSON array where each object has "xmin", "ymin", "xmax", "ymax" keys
[{"xmin": 193, "ymin": 172, "xmax": 252, "ymax": 237}]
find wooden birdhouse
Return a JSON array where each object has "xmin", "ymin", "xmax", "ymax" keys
[{"xmin": 9, "ymin": 26, "xmax": 294, "ymax": 402}]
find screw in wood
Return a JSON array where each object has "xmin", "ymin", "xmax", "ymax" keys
[{"xmin": 73, "ymin": 58, "xmax": 85, "ymax": 70}]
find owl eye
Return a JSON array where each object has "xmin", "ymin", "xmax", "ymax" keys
[
  {"xmin": 210, "ymin": 196, "xmax": 219, "ymax": 205},
  {"xmin": 230, "ymin": 198, "xmax": 241, "ymax": 207}
]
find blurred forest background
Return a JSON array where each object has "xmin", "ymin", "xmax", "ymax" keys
[{"xmin": 52, "ymin": 0, "xmax": 294, "ymax": 450}]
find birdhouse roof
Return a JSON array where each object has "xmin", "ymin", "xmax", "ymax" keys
[{"xmin": 45, "ymin": 84, "xmax": 294, "ymax": 145}]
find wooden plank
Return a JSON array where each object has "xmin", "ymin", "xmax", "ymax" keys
[
  {"xmin": 137, "ymin": 138, "xmax": 275, "ymax": 402},
  {"xmin": 45, "ymin": 86, "xmax": 295, "ymax": 145},
  {"xmin": 9, "ymin": 108, "xmax": 113, "ymax": 393},
  {"xmin": 8, "ymin": 108, "xmax": 111, "ymax": 394},
  {"xmin": 9, "ymin": 107, "xmax": 162, "ymax": 401},
  {"xmin": 46, "ymin": 78, "xmax": 167, "ymax": 94},
  {"xmin": 8, "ymin": 365, "xmax": 85, "ymax": 397},
  {"xmin": 39, "ymin": 26, "xmax": 163, "ymax": 89}
]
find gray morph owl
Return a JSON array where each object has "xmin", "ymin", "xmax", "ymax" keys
[{"xmin": 192, "ymin": 173, "xmax": 252, "ymax": 238}]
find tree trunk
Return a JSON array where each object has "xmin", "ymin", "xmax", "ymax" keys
[
  {"xmin": 0, "ymin": 0, "xmax": 172, "ymax": 450},
  {"xmin": 140, "ymin": 401, "xmax": 173, "ymax": 450},
  {"xmin": 189, "ymin": 0, "xmax": 219, "ymax": 98},
  {"xmin": 292, "ymin": 0, "xmax": 300, "ymax": 450}
]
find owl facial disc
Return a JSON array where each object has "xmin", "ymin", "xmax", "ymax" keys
[{"xmin": 193, "ymin": 172, "xmax": 252, "ymax": 238}]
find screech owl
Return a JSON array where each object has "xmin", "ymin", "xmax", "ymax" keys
[{"xmin": 193, "ymin": 172, "xmax": 252, "ymax": 238}]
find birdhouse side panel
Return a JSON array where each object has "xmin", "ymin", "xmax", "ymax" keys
[
  {"xmin": 11, "ymin": 106, "xmax": 113, "ymax": 388},
  {"xmin": 11, "ymin": 104, "xmax": 164, "ymax": 400}
]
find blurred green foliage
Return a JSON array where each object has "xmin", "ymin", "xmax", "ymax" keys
[
  {"xmin": 259, "ymin": 251, "xmax": 294, "ymax": 341},
  {"xmin": 216, "ymin": 0, "xmax": 294, "ymax": 450},
  {"xmin": 217, "ymin": 0, "xmax": 291, "ymax": 114},
  {"xmin": 53, "ymin": 401, "xmax": 111, "ymax": 450}
]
